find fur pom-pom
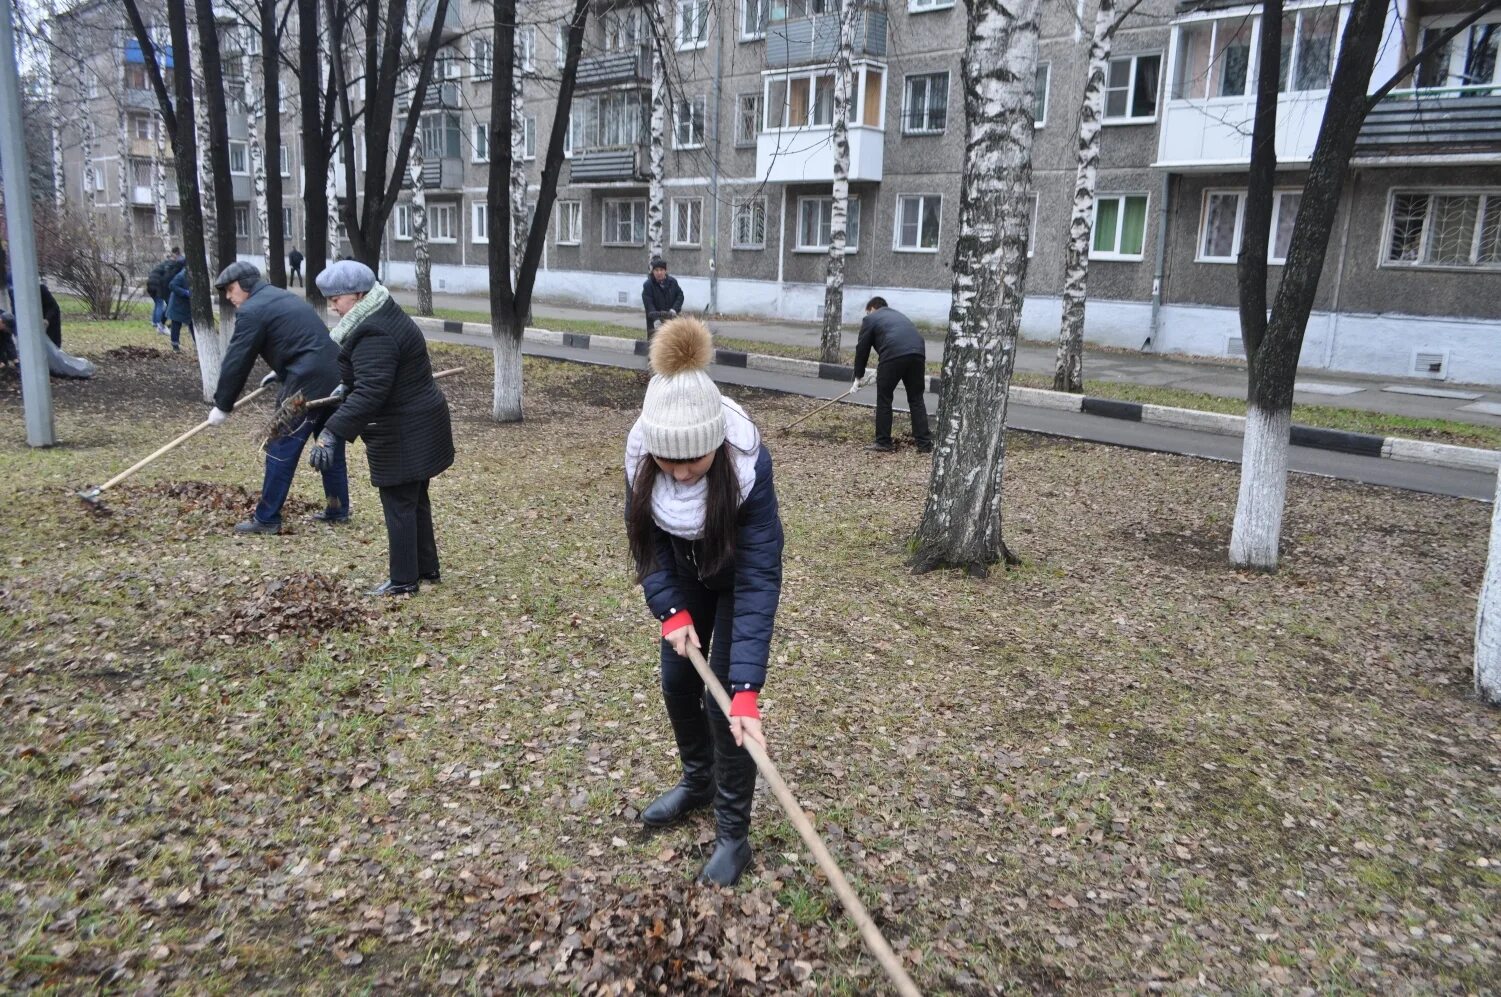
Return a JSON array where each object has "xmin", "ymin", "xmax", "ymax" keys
[{"xmin": 649, "ymin": 317, "xmax": 713, "ymax": 376}]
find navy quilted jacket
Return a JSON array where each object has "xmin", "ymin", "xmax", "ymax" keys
[{"xmin": 632, "ymin": 445, "xmax": 784, "ymax": 692}]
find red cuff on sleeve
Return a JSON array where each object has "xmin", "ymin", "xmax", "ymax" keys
[
  {"xmin": 730, "ymin": 690, "xmax": 760, "ymax": 720},
  {"xmin": 661, "ymin": 610, "xmax": 693, "ymax": 638}
]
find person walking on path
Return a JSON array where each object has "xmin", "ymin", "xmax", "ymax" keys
[
  {"xmin": 310, "ymin": 260, "xmax": 454, "ymax": 597},
  {"xmin": 851, "ymin": 297, "xmax": 932, "ymax": 454},
  {"xmin": 624, "ymin": 316, "xmax": 784, "ymax": 887},
  {"xmin": 641, "ymin": 256, "xmax": 684, "ymax": 337},
  {"xmin": 207, "ymin": 261, "xmax": 350, "ymax": 534},
  {"xmin": 164, "ymin": 260, "xmax": 192, "ymax": 352},
  {"xmin": 288, "ymin": 246, "xmax": 304, "ymax": 287}
]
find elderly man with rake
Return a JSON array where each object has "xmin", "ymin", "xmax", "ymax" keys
[{"xmin": 206, "ymin": 261, "xmax": 350, "ymax": 534}]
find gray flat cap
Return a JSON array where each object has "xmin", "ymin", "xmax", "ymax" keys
[
  {"xmin": 213, "ymin": 260, "xmax": 261, "ymax": 290},
  {"xmin": 316, "ymin": 259, "xmax": 377, "ymax": 297}
]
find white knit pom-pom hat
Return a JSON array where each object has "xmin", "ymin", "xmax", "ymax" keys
[{"xmin": 639, "ymin": 317, "xmax": 724, "ymax": 460}]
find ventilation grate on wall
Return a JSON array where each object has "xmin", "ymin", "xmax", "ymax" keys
[
  {"xmin": 815, "ymin": 304, "xmax": 826, "ymax": 320},
  {"xmin": 1225, "ymin": 336, "xmax": 1245, "ymax": 357},
  {"xmin": 617, "ymin": 291, "xmax": 628, "ymax": 304},
  {"xmin": 1411, "ymin": 349, "xmax": 1449, "ymax": 379},
  {"xmin": 437, "ymin": 278, "xmax": 447, "ymax": 291}
]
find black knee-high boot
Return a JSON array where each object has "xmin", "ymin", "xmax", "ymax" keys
[
  {"xmin": 642, "ymin": 691, "xmax": 717, "ymax": 827},
  {"xmin": 698, "ymin": 703, "xmax": 755, "ymax": 886}
]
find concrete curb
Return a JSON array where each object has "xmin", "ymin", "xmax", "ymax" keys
[{"xmin": 413, "ymin": 317, "xmax": 1501, "ymax": 476}]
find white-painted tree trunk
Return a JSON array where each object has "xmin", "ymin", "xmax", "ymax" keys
[
  {"xmin": 188, "ymin": 37, "xmax": 224, "ymax": 345},
  {"xmin": 492, "ymin": 331, "xmax": 524, "ymax": 422},
  {"xmin": 510, "ymin": 62, "xmax": 528, "ymax": 292},
  {"xmin": 647, "ymin": 0, "xmax": 667, "ymax": 266},
  {"xmin": 1054, "ymin": 0, "xmax": 1114, "ymax": 394},
  {"xmin": 1228, "ymin": 405, "xmax": 1291, "ymax": 570},
  {"xmin": 116, "ymin": 108, "xmax": 132, "ymax": 234},
  {"xmin": 153, "ymin": 116, "xmax": 169, "ymax": 250},
  {"xmin": 819, "ymin": 0, "xmax": 858, "ymax": 364},
  {"xmin": 910, "ymin": 0, "xmax": 1040, "ymax": 576},
  {"xmin": 245, "ymin": 55, "xmax": 271, "ymax": 269},
  {"xmin": 1475, "ymin": 466, "xmax": 1501, "ymax": 705},
  {"xmin": 411, "ymin": 138, "xmax": 432, "ymax": 316}
]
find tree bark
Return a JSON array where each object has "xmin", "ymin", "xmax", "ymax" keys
[
  {"xmin": 193, "ymin": 0, "xmax": 237, "ymax": 277},
  {"xmin": 819, "ymin": 0, "xmax": 858, "ymax": 364},
  {"xmin": 647, "ymin": 0, "xmax": 667, "ymax": 264},
  {"xmin": 1229, "ymin": 0, "xmax": 1387, "ymax": 570},
  {"xmin": 909, "ymin": 0, "xmax": 1039, "ymax": 577},
  {"xmin": 299, "ymin": 0, "xmax": 330, "ymax": 313},
  {"xmin": 411, "ymin": 134, "xmax": 432, "ymax": 315},
  {"xmin": 1476, "ymin": 465, "xmax": 1501, "ymax": 706},
  {"xmin": 261, "ymin": 0, "xmax": 287, "ymax": 287},
  {"xmin": 115, "ymin": 107, "xmax": 131, "ymax": 234},
  {"xmin": 510, "ymin": 58, "xmax": 529, "ymax": 293},
  {"xmin": 1053, "ymin": 0, "xmax": 1114, "ymax": 393},
  {"xmin": 187, "ymin": 29, "xmax": 221, "ymax": 341},
  {"xmin": 153, "ymin": 114, "xmax": 169, "ymax": 251}
]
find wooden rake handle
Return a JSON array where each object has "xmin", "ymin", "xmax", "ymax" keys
[
  {"xmin": 780, "ymin": 385, "xmax": 858, "ymax": 434},
  {"xmin": 303, "ymin": 366, "xmax": 466, "ymax": 411},
  {"xmin": 683, "ymin": 644, "xmax": 922, "ymax": 997},
  {"xmin": 93, "ymin": 383, "xmax": 274, "ymax": 494}
]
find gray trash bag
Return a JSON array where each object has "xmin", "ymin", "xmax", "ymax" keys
[{"xmin": 46, "ymin": 338, "xmax": 95, "ymax": 379}]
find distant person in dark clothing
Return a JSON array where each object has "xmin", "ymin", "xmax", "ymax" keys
[
  {"xmin": 147, "ymin": 248, "xmax": 182, "ymax": 333},
  {"xmin": 641, "ymin": 256, "xmax": 683, "ymax": 337},
  {"xmin": 288, "ymin": 246, "xmax": 304, "ymax": 286},
  {"xmin": 852, "ymin": 297, "xmax": 932, "ymax": 454},
  {"xmin": 165, "ymin": 263, "xmax": 192, "ymax": 351},
  {"xmin": 207, "ymin": 260, "xmax": 348, "ymax": 535}
]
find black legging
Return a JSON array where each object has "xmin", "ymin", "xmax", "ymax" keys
[{"xmin": 378, "ymin": 479, "xmax": 439, "ymax": 585}]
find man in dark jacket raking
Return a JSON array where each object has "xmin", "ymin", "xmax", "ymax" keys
[
  {"xmin": 146, "ymin": 248, "xmax": 182, "ymax": 335},
  {"xmin": 206, "ymin": 260, "xmax": 349, "ymax": 535},
  {"xmin": 641, "ymin": 257, "xmax": 684, "ymax": 337},
  {"xmin": 851, "ymin": 297, "xmax": 932, "ymax": 454}
]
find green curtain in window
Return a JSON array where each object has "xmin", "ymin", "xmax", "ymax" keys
[
  {"xmin": 1093, "ymin": 199, "xmax": 1120, "ymax": 253},
  {"xmin": 1120, "ymin": 197, "xmax": 1147, "ymax": 255}
]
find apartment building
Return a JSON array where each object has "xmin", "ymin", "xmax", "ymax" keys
[{"xmin": 51, "ymin": 0, "xmax": 1501, "ymax": 384}]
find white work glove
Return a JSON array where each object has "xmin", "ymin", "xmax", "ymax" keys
[
  {"xmin": 850, "ymin": 378, "xmax": 862, "ymax": 394},
  {"xmin": 207, "ymin": 407, "xmax": 230, "ymax": 426},
  {"xmin": 860, "ymin": 370, "xmax": 877, "ymax": 387},
  {"xmin": 259, "ymin": 371, "xmax": 278, "ymax": 388}
]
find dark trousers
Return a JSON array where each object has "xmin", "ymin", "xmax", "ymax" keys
[
  {"xmin": 875, "ymin": 354, "xmax": 932, "ymax": 447},
  {"xmin": 255, "ymin": 409, "xmax": 349, "ymax": 525},
  {"xmin": 378, "ymin": 479, "xmax": 439, "ymax": 586},
  {"xmin": 289, "ymin": 266, "xmax": 302, "ymax": 287},
  {"xmin": 168, "ymin": 319, "xmax": 193, "ymax": 348}
]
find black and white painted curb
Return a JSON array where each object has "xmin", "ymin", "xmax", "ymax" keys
[{"xmin": 415, "ymin": 317, "xmax": 1500, "ymax": 476}]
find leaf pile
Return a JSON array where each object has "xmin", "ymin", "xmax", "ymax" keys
[
  {"xmin": 204, "ymin": 571, "xmax": 388, "ymax": 646},
  {"xmin": 101, "ymin": 344, "xmax": 167, "ymax": 362}
]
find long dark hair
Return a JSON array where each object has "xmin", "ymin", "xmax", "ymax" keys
[{"xmin": 627, "ymin": 438, "xmax": 749, "ymax": 583}]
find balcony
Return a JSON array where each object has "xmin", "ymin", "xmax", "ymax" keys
[
  {"xmin": 576, "ymin": 46, "xmax": 650, "ymax": 90},
  {"xmin": 568, "ymin": 144, "xmax": 648, "ymax": 184},
  {"xmin": 124, "ymin": 88, "xmax": 157, "ymax": 111},
  {"xmin": 766, "ymin": 4, "xmax": 886, "ymax": 68},
  {"xmin": 400, "ymin": 157, "xmax": 465, "ymax": 190},
  {"xmin": 756, "ymin": 124, "xmax": 883, "ymax": 182},
  {"xmin": 1355, "ymin": 86, "xmax": 1501, "ymax": 159},
  {"xmin": 1155, "ymin": 92, "xmax": 1330, "ymax": 168},
  {"xmin": 127, "ymin": 184, "xmax": 180, "ymax": 207}
]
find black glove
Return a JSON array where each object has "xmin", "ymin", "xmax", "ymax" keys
[
  {"xmin": 307, "ymin": 429, "xmax": 339, "ymax": 472},
  {"xmin": 259, "ymin": 371, "xmax": 278, "ymax": 388}
]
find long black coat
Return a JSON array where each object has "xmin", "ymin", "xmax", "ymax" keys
[
  {"xmin": 323, "ymin": 297, "xmax": 454, "ymax": 488},
  {"xmin": 641, "ymin": 274, "xmax": 684, "ymax": 332},
  {"xmin": 214, "ymin": 283, "xmax": 341, "ymax": 412}
]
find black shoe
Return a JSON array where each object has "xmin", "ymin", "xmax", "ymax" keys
[
  {"xmin": 697, "ymin": 836, "xmax": 752, "ymax": 887},
  {"xmin": 697, "ymin": 698, "xmax": 756, "ymax": 886},
  {"xmin": 370, "ymin": 580, "xmax": 419, "ymax": 597},
  {"xmin": 915, "ymin": 442, "xmax": 933, "ymax": 454},
  {"xmin": 309, "ymin": 508, "xmax": 349, "ymax": 523},
  {"xmin": 233, "ymin": 518, "xmax": 280, "ymax": 535},
  {"xmin": 171, "ymin": 344, "xmax": 181, "ymax": 353},
  {"xmin": 865, "ymin": 442, "xmax": 896, "ymax": 453},
  {"xmin": 643, "ymin": 691, "xmax": 716, "ymax": 827},
  {"xmin": 419, "ymin": 570, "xmax": 442, "ymax": 583}
]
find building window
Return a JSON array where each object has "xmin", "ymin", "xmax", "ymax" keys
[
  {"xmin": 1172, "ymin": 15, "xmax": 1254, "ymax": 100},
  {"xmin": 472, "ymin": 201, "xmax": 489, "ymax": 243},
  {"xmin": 473, "ymin": 122, "xmax": 489, "ymax": 162},
  {"xmin": 571, "ymin": 92, "xmax": 644, "ymax": 152},
  {"xmin": 894, "ymin": 194, "xmax": 942, "ymax": 251},
  {"xmin": 556, "ymin": 200, "xmax": 582, "ymax": 245},
  {"xmin": 602, "ymin": 198, "xmax": 647, "ymax": 246},
  {"xmin": 1104, "ymin": 53, "xmax": 1160, "ymax": 122},
  {"xmin": 131, "ymin": 114, "xmax": 154, "ymax": 140},
  {"xmin": 736, "ymin": 93, "xmax": 762, "ymax": 147},
  {"xmin": 908, "ymin": 0, "xmax": 954, "ymax": 12},
  {"xmin": 674, "ymin": 96, "xmax": 707, "ymax": 148},
  {"xmin": 556, "ymin": 25, "xmax": 569, "ymax": 67},
  {"xmin": 1280, "ymin": 7, "xmax": 1339, "ymax": 93},
  {"xmin": 523, "ymin": 115, "xmax": 537, "ymax": 160},
  {"xmin": 671, "ymin": 198, "xmax": 703, "ymax": 247},
  {"xmin": 279, "ymin": 145, "xmax": 292, "ymax": 177},
  {"xmin": 1034, "ymin": 63, "xmax": 1050, "ymax": 127},
  {"xmin": 421, "ymin": 111, "xmax": 462, "ymax": 159},
  {"xmin": 1195, "ymin": 189, "xmax": 1303, "ymax": 264},
  {"xmin": 228, "ymin": 141, "xmax": 248, "ymax": 174},
  {"xmin": 1384, "ymin": 190, "xmax": 1501, "ymax": 270},
  {"xmin": 1027, "ymin": 191, "xmax": 1039, "ymax": 258},
  {"xmin": 472, "ymin": 37, "xmax": 493, "ymax": 80},
  {"xmin": 1415, "ymin": 18, "xmax": 1501, "ymax": 90},
  {"xmin": 434, "ymin": 46, "xmax": 460, "ymax": 82},
  {"xmin": 902, "ymin": 72, "xmax": 949, "ymax": 134},
  {"xmin": 518, "ymin": 26, "xmax": 536, "ymax": 74},
  {"xmin": 234, "ymin": 206, "xmax": 249, "ymax": 238},
  {"xmin": 677, "ymin": 0, "xmax": 709, "ymax": 50},
  {"xmin": 741, "ymin": 0, "xmax": 769, "ymax": 40},
  {"xmin": 603, "ymin": 7, "xmax": 644, "ymax": 51},
  {"xmin": 1269, "ymin": 191, "xmax": 1300, "ymax": 264},
  {"xmin": 429, "ymin": 202, "xmax": 457, "ymax": 242},
  {"xmin": 795, "ymin": 195, "xmax": 861, "ymax": 251},
  {"xmin": 282, "ymin": 206, "xmax": 293, "ymax": 235},
  {"xmin": 395, "ymin": 203, "xmax": 412, "ymax": 240},
  {"xmin": 1091, "ymin": 194, "xmax": 1149, "ymax": 260},
  {"xmin": 732, "ymin": 196, "xmax": 766, "ymax": 249}
]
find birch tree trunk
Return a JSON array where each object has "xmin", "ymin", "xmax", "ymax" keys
[
  {"xmin": 909, "ymin": 0, "xmax": 1040, "ymax": 577},
  {"xmin": 190, "ymin": 37, "xmax": 217, "ymax": 288},
  {"xmin": 246, "ymin": 54, "xmax": 271, "ymax": 270},
  {"xmin": 647, "ymin": 0, "xmax": 668, "ymax": 266},
  {"xmin": 819, "ymin": 0, "xmax": 858, "ymax": 364},
  {"xmin": 411, "ymin": 139, "xmax": 432, "ymax": 316},
  {"xmin": 52, "ymin": 115, "xmax": 65, "ymax": 209},
  {"xmin": 510, "ymin": 61, "xmax": 529, "ymax": 294},
  {"xmin": 1476, "ymin": 466, "xmax": 1501, "ymax": 705},
  {"xmin": 116, "ymin": 108, "xmax": 132, "ymax": 235},
  {"xmin": 1053, "ymin": 0, "xmax": 1114, "ymax": 393},
  {"xmin": 153, "ymin": 115, "xmax": 169, "ymax": 250},
  {"xmin": 80, "ymin": 117, "xmax": 97, "ymax": 219}
]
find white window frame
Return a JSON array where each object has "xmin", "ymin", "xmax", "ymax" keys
[
  {"xmin": 893, "ymin": 194, "xmax": 942, "ymax": 252},
  {"xmin": 518, "ymin": 26, "xmax": 536, "ymax": 74},
  {"xmin": 556, "ymin": 199, "xmax": 582, "ymax": 245},
  {"xmin": 1194, "ymin": 188, "xmax": 1304, "ymax": 264},
  {"xmin": 428, "ymin": 202, "xmax": 458, "ymax": 243},
  {"xmin": 234, "ymin": 206, "xmax": 250, "ymax": 238},
  {"xmin": 472, "ymin": 122, "xmax": 489, "ymax": 162},
  {"xmin": 472, "ymin": 36, "xmax": 493, "ymax": 81},
  {"xmin": 677, "ymin": 0, "xmax": 710, "ymax": 51},
  {"xmin": 228, "ymin": 140, "xmax": 249, "ymax": 175},
  {"xmin": 1103, "ymin": 52, "xmax": 1161, "ymax": 124},
  {"xmin": 794, "ymin": 195, "xmax": 862, "ymax": 252},
  {"xmin": 395, "ymin": 203, "xmax": 412, "ymax": 241},
  {"xmin": 735, "ymin": 92, "xmax": 762, "ymax": 147},
  {"xmin": 602, "ymin": 198, "xmax": 647, "ymax": 246},
  {"xmin": 556, "ymin": 25, "xmax": 569, "ymax": 68},
  {"xmin": 908, "ymin": 0, "xmax": 955, "ymax": 13},
  {"xmin": 732, "ymin": 196, "xmax": 767, "ymax": 249},
  {"xmin": 472, "ymin": 201, "xmax": 489, "ymax": 244},
  {"xmin": 1034, "ymin": 63, "xmax": 1050, "ymax": 128},
  {"xmin": 674, "ymin": 95, "xmax": 707, "ymax": 149},
  {"xmin": 1380, "ymin": 188, "xmax": 1501, "ymax": 272},
  {"xmin": 524, "ymin": 115, "xmax": 537, "ymax": 160},
  {"xmin": 740, "ymin": 0, "xmax": 769, "ymax": 40},
  {"xmin": 1091, "ymin": 193, "xmax": 1150, "ymax": 261},
  {"xmin": 1027, "ymin": 192, "xmax": 1039, "ymax": 258},
  {"xmin": 671, "ymin": 197, "xmax": 704, "ymax": 247},
  {"xmin": 901, "ymin": 71, "xmax": 949, "ymax": 135},
  {"xmin": 279, "ymin": 145, "xmax": 292, "ymax": 177},
  {"xmin": 282, "ymin": 206, "xmax": 293, "ymax": 235}
]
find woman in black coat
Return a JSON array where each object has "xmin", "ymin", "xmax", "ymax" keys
[{"xmin": 310, "ymin": 261, "xmax": 454, "ymax": 596}]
